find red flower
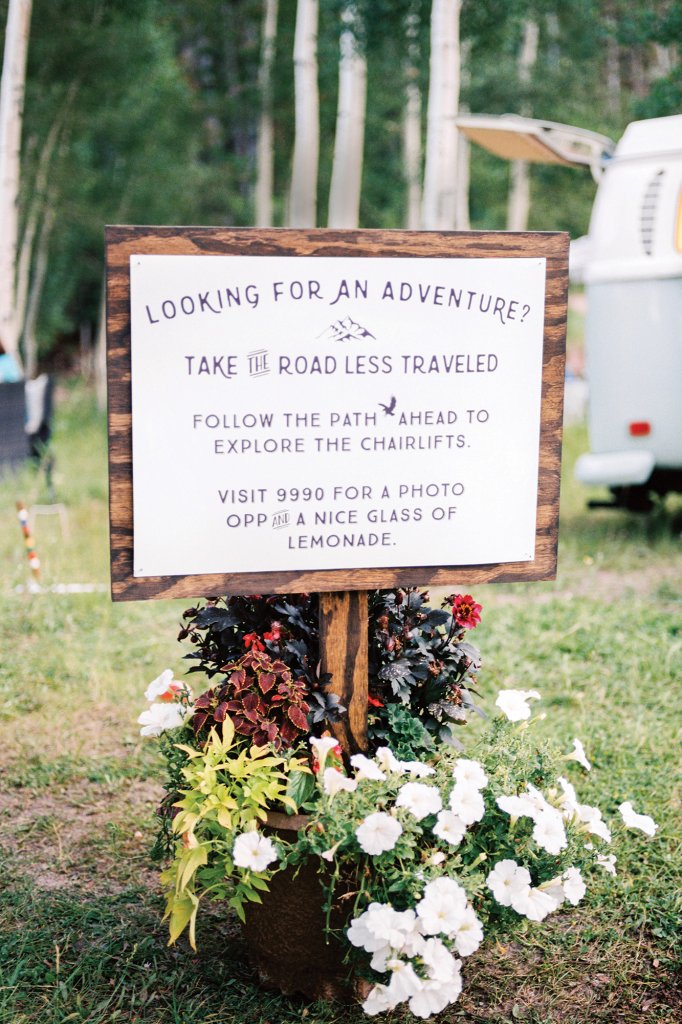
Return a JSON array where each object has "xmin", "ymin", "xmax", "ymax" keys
[
  {"xmin": 243, "ymin": 632, "xmax": 265, "ymax": 652},
  {"xmin": 263, "ymin": 621, "xmax": 282, "ymax": 642},
  {"xmin": 451, "ymin": 594, "xmax": 482, "ymax": 630},
  {"xmin": 368, "ymin": 695, "xmax": 384, "ymax": 708}
]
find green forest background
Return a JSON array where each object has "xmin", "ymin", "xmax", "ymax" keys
[{"xmin": 3, "ymin": 0, "xmax": 681, "ymax": 371}]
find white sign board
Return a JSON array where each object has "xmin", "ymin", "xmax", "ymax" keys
[{"xmin": 129, "ymin": 254, "xmax": 546, "ymax": 578}]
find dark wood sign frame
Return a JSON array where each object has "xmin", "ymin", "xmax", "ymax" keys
[{"xmin": 106, "ymin": 226, "xmax": 568, "ymax": 602}]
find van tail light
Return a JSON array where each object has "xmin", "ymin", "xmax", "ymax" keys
[
  {"xmin": 676, "ymin": 190, "xmax": 682, "ymax": 252},
  {"xmin": 629, "ymin": 421, "xmax": 651, "ymax": 437}
]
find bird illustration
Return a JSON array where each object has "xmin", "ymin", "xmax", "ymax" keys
[{"xmin": 379, "ymin": 396, "xmax": 397, "ymax": 416}]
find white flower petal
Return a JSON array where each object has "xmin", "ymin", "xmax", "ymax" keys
[
  {"xmin": 395, "ymin": 782, "xmax": 443, "ymax": 821},
  {"xmin": 323, "ymin": 767, "xmax": 357, "ymax": 797},
  {"xmin": 453, "ymin": 758, "xmax": 488, "ymax": 790},
  {"xmin": 596, "ymin": 853, "xmax": 617, "ymax": 876},
  {"xmin": 356, "ymin": 812, "xmax": 403, "ymax": 855},
  {"xmin": 232, "ymin": 831, "xmax": 278, "ymax": 872},
  {"xmin": 400, "ymin": 760, "xmax": 436, "ymax": 777},
  {"xmin": 449, "ymin": 782, "xmax": 485, "ymax": 825},
  {"xmin": 350, "ymin": 753, "xmax": 386, "ymax": 781},
  {"xmin": 567, "ymin": 737, "xmax": 592, "ymax": 772},
  {"xmin": 495, "ymin": 688, "xmax": 541, "ymax": 721},
  {"xmin": 374, "ymin": 746, "xmax": 404, "ymax": 773},
  {"xmin": 618, "ymin": 801, "xmax": 658, "ymax": 836},
  {"xmin": 486, "ymin": 859, "xmax": 531, "ymax": 907},
  {"xmin": 433, "ymin": 810, "xmax": 468, "ymax": 847},
  {"xmin": 137, "ymin": 702, "xmax": 190, "ymax": 737},
  {"xmin": 510, "ymin": 885, "xmax": 560, "ymax": 921},
  {"xmin": 452, "ymin": 905, "xmax": 484, "ymax": 957}
]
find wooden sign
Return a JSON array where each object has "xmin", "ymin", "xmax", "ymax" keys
[{"xmin": 106, "ymin": 227, "xmax": 568, "ymax": 602}]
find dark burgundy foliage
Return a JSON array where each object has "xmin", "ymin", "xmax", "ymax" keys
[
  {"xmin": 192, "ymin": 650, "xmax": 311, "ymax": 751},
  {"xmin": 179, "ymin": 588, "xmax": 482, "ymax": 755}
]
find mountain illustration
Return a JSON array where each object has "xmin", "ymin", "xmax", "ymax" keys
[{"xmin": 318, "ymin": 315, "xmax": 376, "ymax": 343}]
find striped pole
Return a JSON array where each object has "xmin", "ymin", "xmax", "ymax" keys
[{"xmin": 16, "ymin": 502, "xmax": 40, "ymax": 580}]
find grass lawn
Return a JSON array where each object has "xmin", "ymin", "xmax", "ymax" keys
[{"xmin": 0, "ymin": 381, "xmax": 680, "ymax": 1024}]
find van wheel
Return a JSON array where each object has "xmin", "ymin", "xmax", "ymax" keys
[{"xmin": 610, "ymin": 486, "xmax": 654, "ymax": 513}]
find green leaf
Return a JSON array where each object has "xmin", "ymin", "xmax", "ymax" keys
[
  {"xmin": 286, "ymin": 768, "xmax": 316, "ymax": 812},
  {"xmin": 177, "ymin": 844, "xmax": 209, "ymax": 892},
  {"xmin": 167, "ymin": 891, "xmax": 200, "ymax": 948}
]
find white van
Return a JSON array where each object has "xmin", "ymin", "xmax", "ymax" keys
[{"xmin": 457, "ymin": 113, "xmax": 682, "ymax": 511}]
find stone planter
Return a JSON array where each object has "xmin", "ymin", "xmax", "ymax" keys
[{"xmin": 240, "ymin": 811, "xmax": 367, "ymax": 1002}]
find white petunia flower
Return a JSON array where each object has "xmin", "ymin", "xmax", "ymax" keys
[
  {"xmin": 386, "ymin": 959, "xmax": 424, "ymax": 1002},
  {"xmin": 429, "ymin": 851, "xmax": 447, "ymax": 866},
  {"xmin": 532, "ymin": 810, "xmax": 568, "ymax": 855},
  {"xmin": 618, "ymin": 801, "xmax": 658, "ymax": 836},
  {"xmin": 596, "ymin": 853, "xmax": 617, "ymax": 876},
  {"xmin": 347, "ymin": 903, "xmax": 415, "ymax": 953},
  {"xmin": 409, "ymin": 974, "xmax": 462, "ymax": 1018},
  {"xmin": 356, "ymin": 812, "xmax": 403, "ymax": 855},
  {"xmin": 562, "ymin": 867, "xmax": 586, "ymax": 905},
  {"xmin": 495, "ymin": 688, "xmax": 541, "ymax": 721},
  {"xmin": 400, "ymin": 760, "xmax": 436, "ymax": 777},
  {"xmin": 510, "ymin": 885, "xmax": 560, "ymax": 922},
  {"xmin": 486, "ymin": 859, "xmax": 532, "ymax": 907},
  {"xmin": 421, "ymin": 937, "xmax": 460, "ymax": 982},
  {"xmin": 567, "ymin": 737, "xmax": 592, "ymax": 771},
  {"xmin": 374, "ymin": 746, "xmax": 404, "ymax": 774},
  {"xmin": 309, "ymin": 735, "xmax": 340, "ymax": 772},
  {"xmin": 232, "ymin": 831, "xmax": 278, "ymax": 872},
  {"xmin": 323, "ymin": 767, "xmax": 357, "ymax": 797},
  {"xmin": 449, "ymin": 781, "xmax": 485, "ymax": 825},
  {"xmin": 144, "ymin": 669, "xmax": 185, "ymax": 703},
  {"xmin": 320, "ymin": 841, "xmax": 342, "ymax": 862},
  {"xmin": 395, "ymin": 782, "xmax": 443, "ymax": 820},
  {"xmin": 138, "ymin": 701, "xmax": 191, "ymax": 737},
  {"xmin": 350, "ymin": 753, "xmax": 386, "ymax": 781},
  {"xmin": 557, "ymin": 775, "xmax": 580, "ymax": 817},
  {"xmin": 453, "ymin": 758, "xmax": 488, "ymax": 790},
  {"xmin": 416, "ymin": 877, "xmax": 468, "ymax": 935},
  {"xmin": 452, "ymin": 905, "xmax": 484, "ymax": 957},
  {"xmin": 433, "ymin": 810, "xmax": 468, "ymax": 847},
  {"xmin": 362, "ymin": 983, "xmax": 399, "ymax": 1015},
  {"xmin": 496, "ymin": 792, "xmax": 538, "ymax": 820},
  {"xmin": 578, "ymin": 803, "xmax": 612, "ymax": 843}
]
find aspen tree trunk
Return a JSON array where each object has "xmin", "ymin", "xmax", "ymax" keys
[
  {"xmin": 507, "ymin": 19, "xmax": 538, "ymax": 232},
  {"xmin": 402, "ymin": 11, "xmax": 422, "ymax": 230},
  {"xmin": 454, "ymin": 38, "xmax": 471, "ymax": 230},
  {"xmin": 421, "ymin": 0, "xmax": 460, "ymax": 230},
  {"xmin": 327, "ymin": 6, "xmax": 367, "ymax": 228},
  {"xmin": 22, "ymin": 197, "xmax": 55, "ymax": 379},
  {"xmin": 255, "ymin": 0, "xmax": 278, "ymax": 227},
  {"xmin": 15, "ymin": 87, "xmax": 74, "ymax": 344},
  {"xmin": 288, "ymin": 0, "xmax": 319, "ymax": 227},
  {"xmin": 0, "ymin": 0, "xmax": 33, "ymax": 365}
]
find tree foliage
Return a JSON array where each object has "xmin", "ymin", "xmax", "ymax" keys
[{"xmin": 0, "ymin": 0, "xmax": 677, "ymax": 366}]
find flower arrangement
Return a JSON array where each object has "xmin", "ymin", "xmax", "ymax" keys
[{"xmin": 140, "ymin": 589, "xmax": 658, "ymax": 1019}]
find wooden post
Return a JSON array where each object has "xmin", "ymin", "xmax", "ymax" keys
[{"xmin": 319, "ymin": 591, "xmax": 368, "ymax": 754}]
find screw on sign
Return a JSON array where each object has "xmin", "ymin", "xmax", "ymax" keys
[{"xmin": 16, "ymin": 501, "xmax": 40, "ymax": 580}]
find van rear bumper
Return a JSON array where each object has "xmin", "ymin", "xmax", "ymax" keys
[{"xmin": 575, "ymin": 450, "xmax": 655, "ymax": 487}]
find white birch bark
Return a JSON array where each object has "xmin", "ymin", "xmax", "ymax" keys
[
  {"xmin": 327, "ymin": 7, "xmax": 367, "ymax": 228},
  {"xmin": 421, "ymin": 0, "xmax": 460, "ymax": 230},
  {"xmin": 454, "ymin": 38, "xmax": 471, "ymax": 230},
  {"xmin": 0, "ymin": 0, "xmax": 33, "ymax": 362},
  {"xmin": 507, "ymin": 19, "xmax": 538, "ymax": 232},
  {"xmin": 402, "ymin": 11, "xmax": 422, "ymax": 230},
  {"xmin": 255, "ymin": 0, "xmax": 278, "ymax": 227},
  {"xmin": 288, "ymin": 0, "xmax": 319, "ymax": 228},
  {"xmin": 22, "ymin": 197, "xmax": 55, "ymax": 379}
]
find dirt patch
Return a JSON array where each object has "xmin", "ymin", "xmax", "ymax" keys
[{"xmin": 0, "ymin": 776, "xmax": 163, "ymax": 895}]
